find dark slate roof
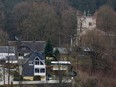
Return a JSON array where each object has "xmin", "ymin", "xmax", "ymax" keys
[
  {"xmin": 17, "ymin": 46, "xmax": 32, "ymax": 53},
  {"xmin": 24, "ymin": 52, "xmax": 45, "ymax": 60},
  {"xmin": 9, "ymin": 41, "xmax": 46, "ymax": 52},
  {"xmin": 53, "ymin": 47, "xmax": 72, "ymax": 54},
  {"xmin": 22, "ymin": 52, "xmax": 45, "ymax": 76},
  {"xmin": 0, "ymin": 46, "xmax": 15, "ymax": 53},
  {"xmin": 6, "ymin": 55, "xmax": 17, "ymax": 60},
  {"xmin": 22, "ymin": 65, "xmax": 34, "ymax": 76},
  {"xmin": 0, "ymin": 55, "xmax": 17, "ymax": 61}
]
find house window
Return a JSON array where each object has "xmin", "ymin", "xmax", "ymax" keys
[
  {"xmin": 0, "ymin": 60, "xmax": 6, "ymax": 64},
  {"xmin": 89, "ymin": 22, "xmax": 92, "ymax": 26},
  {"xmin": 40, "ymin": 61, "xmax": 44, "ymax": 65},
  {"xmin": 35, "ymin": 61, "xmax": 39, "ymax": 65},
  {"xmin": 62, "ymin": 65, "xmax": 67, "ymax": 69},
  {"xmin": 18, "ymin": 53, "xmax": 24, "ymax": 56},
  {"xmin": 28, "ymin": 61, "xmax": 33, "ymax": 66},
  {"xmin": 35, "ymin": 68, "xmax": 39, "ymax": 73},
  {"xmin": 35, "ymin": 58, "xmax": 40, "ymax": 65},
  {"xmin": 40, "ymin": 68, "xmax": 45, "ymax": 73}
]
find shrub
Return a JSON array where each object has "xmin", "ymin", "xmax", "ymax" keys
[
  {"xmin": 13, "ymin": 75, "xmax": 23, "ymax": 81},
  {"xmin": 33, "ymin": 76, "xmax": 41, "ymax": 81}
]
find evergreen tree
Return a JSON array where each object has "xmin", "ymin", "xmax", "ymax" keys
[
  {"xmin": 53, "ymin": 48, "xmax": 60, "ymax": 61},
  {"xmin": 44, "ymin": 39, "xmax": 53, "ymax": 57}
]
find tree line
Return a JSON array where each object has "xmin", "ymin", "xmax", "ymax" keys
[{"xmin": 0, "ymin": 0, "xmax": 116, "ymax": 47}]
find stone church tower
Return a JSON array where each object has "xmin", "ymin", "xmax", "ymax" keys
[{"xmin": 71, "ymin": 11, "xmax": 96, "ymax": 47}]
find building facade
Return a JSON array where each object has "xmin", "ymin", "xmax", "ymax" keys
[{"xmin": 22, "ymin": 52, "xmax": 46, "ymax": 81}]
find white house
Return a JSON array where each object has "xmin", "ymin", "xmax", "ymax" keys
[
  {"xmin": 48, "ymin": 61, "xmax": 71, "ymax": 81},
  {"xmin": 51, "ymin": 61, "xmax": 71, "ymax": 71},
  {"xmin": 22, "ymin": 52, "xmax": 46, "ymax": 81},
  {"xmin": 0, "ymin": 46, "xmax": 17, "ymax": 64}
]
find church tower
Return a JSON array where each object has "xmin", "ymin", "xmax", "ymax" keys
[{"xmin": 76, "ymin": 10, "xmax": 96, "ymax": 46}]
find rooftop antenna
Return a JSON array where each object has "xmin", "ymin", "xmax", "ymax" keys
[{"xmin": 15, "ymin": 36, "xmax": 19, "ymax": 41}]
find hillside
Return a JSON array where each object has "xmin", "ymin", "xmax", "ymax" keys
[
  {"xmin": 0, "ymin": 0, "xmax": 115, "ymax": 87},
  {"xmin": 0, "ymin": 0, "xmax": 115, "ymax": 46}
]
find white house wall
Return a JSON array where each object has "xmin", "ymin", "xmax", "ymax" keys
[
  {"xmin": 52, "ymin": 65, "xmax": 68, "ymax": 70},
  {"xmin": 34, "ymin": 65, "xmax": 46, "ymax": 68},
  {"xmin": 34, "ymin": 73, "xmax": 46, "ymax": 76},
  {"xmin": 0, "ymin": 53, "xmax": 15, "ymax": 59},
  {"xmin": 77, "ymin": 16, "xmax": 96, "ymax": 31},
  {"xmin": 34, "ymin": 57, "xmax": 46, "ymax": 76}
]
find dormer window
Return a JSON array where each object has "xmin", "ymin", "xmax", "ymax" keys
[
  {"xmin": 40, "ymin": 61, "xmax": 44, "ymax": 65},
  {"xmin": 35, "ymin": 58, "xmax": 40, "ymax": 65},
  {"xmin": 29, "ymin": 61, "xmax": 33, "ymax": 66},
  {"xmin": 34, "ymin": 57, "xmax": 45, "ymax": 65}
]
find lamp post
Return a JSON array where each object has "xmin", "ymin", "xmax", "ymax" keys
[
  {"xmin": 6, "ymin": 37, "xmax": 10, "ymax": 87},
  {"xmin": 15, "ymin": 36, "xmax": 22, "ymax": 87},
  {"xmin": 0, "ymin": 59, "xmax": 6, "ymax": 87}
]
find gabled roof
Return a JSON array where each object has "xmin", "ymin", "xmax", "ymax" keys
[
  {"xmin": 26, "ymin": 52, "xmax": 45, "ymax": 60},
  {"xmin": 22, "ymin": 52, "xmax": 45, "ymax": 76},
  {"xmin": 17, "ymin": 46, "xmax": 32, "ymax": 53},
  {"xmin": 54, "ymin": 47, "xmax": 72, "ymax": 54},
  {"xmin": 6, "ymin": 55, "xmax": 17, "ymax": 60},
  {"xmin": 9, "ymin": 41, "xmax": 46, "ymax": 52},
  {"xmin": 0, "ymin": 55, "xmax": 17, "ymax": 61}
]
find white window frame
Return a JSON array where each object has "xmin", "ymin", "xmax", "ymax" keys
[
  {"xmin": 34, "ymin": 68, "xmax": 45, "ymax": 73},
  {"xmin": 28, "ymin": 61, "xmax": 33, "ymax": 66},
  {"xmin": 34, "ymin": 58, "xmax": 40, "ymax": 65},
  {"xmin": 34, "ymin": 57, "xmax": 45, "ymax": 65},
  {"xmin": 35, "ymin": 68, "xmax": 39, "ymax": 73}
]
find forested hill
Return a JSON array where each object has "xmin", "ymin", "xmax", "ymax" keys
[
  {"xmin": 70, "ymin": 0, "xmax": 116, "ymax": 14},
  {"xmin": 0, "ymin": 0, "xmax": 116, "ymax": 46}
]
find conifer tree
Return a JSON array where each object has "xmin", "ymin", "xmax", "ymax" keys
[
  {"xmin": 44, "ymin": 39, "xmax": 53, "ymax": 57},
  {"xmin": 53, "ymin": 48, "xmax": 60, "ymax": 60}
]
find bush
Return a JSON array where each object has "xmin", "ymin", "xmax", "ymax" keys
[
  {"xmin": 33, "ymin": 76, "xmax": 41, "ymax": 81},
  {"xmin": 13, "ymin": 75, "xmax": 23, "ymax": 81},
  {"xmin": 45, "ymin": 60, "xmax": 51, "ymax": 65},
  {"xmin": 85, "ymin": 78, "xmax": 98, "ymax": 87},
  {"xmin": 13, "ymin": 71, "xmax": 19, "ymax": 77}
]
